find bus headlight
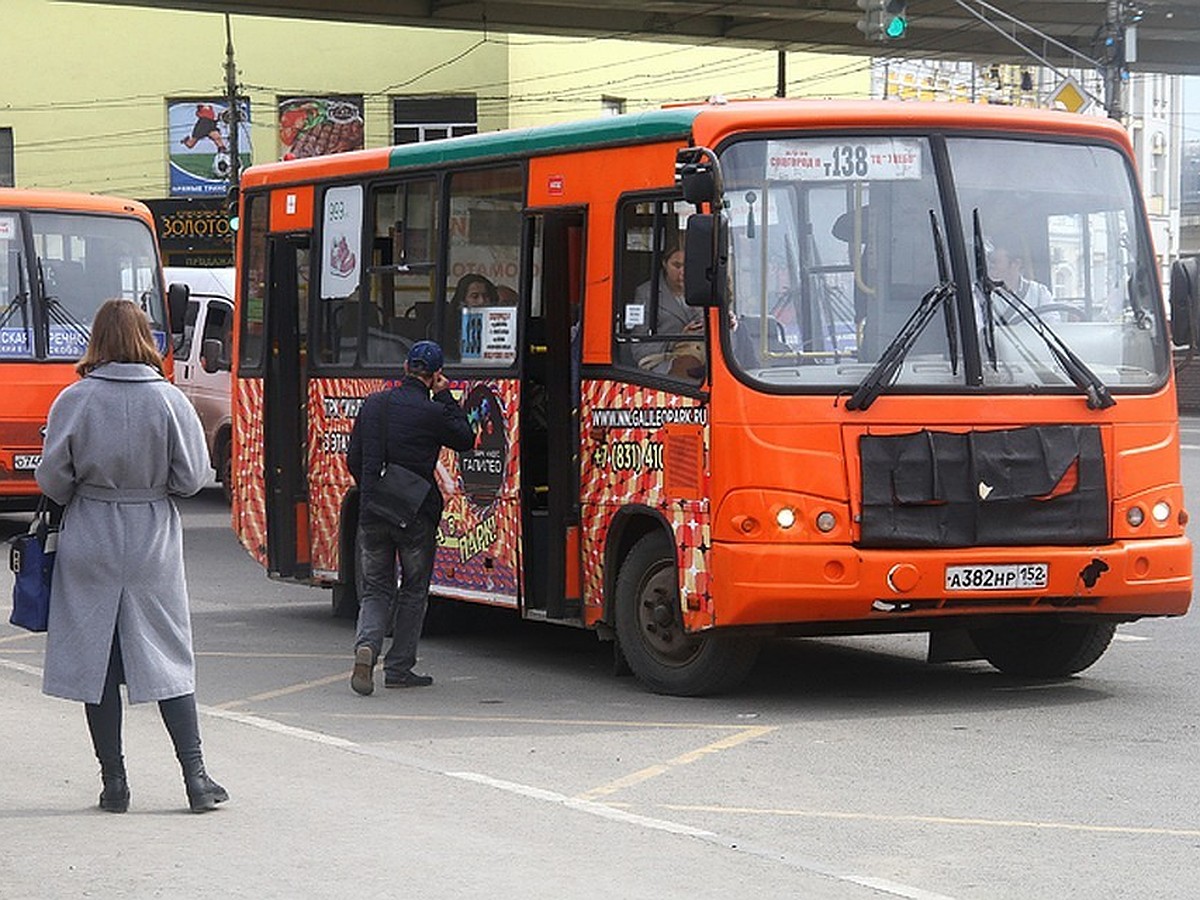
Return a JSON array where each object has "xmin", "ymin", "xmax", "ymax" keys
[
  {"xmin": 815, "ymin": 511, "xmax": 837, "ymax": 533},
  {"xmin": 1126, "ymin": 506, "xmax": 1145, "ymax": 527},
  {"xmin": 775, "ymin": 507, "xmax": 796, "ymax": 529},
  {"xmin": 1151, "ymin": 501, "xmax": 1172, "ymax": 523}
]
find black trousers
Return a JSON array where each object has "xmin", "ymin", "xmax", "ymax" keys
[{"xmin": 84, "ymin": 632, "xmax": 203, "ymax": 775}]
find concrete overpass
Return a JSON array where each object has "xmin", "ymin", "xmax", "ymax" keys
[{"xmin": 78, "ymin": 1, "xmax": 1200, "ymax": 74}]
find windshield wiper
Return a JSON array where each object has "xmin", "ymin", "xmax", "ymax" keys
[
  {"xmin": 971, "ymin": 210, "xmax": 998, "ymax": 370},
  {"xmin": 972, "ymin": 216, "xmax": 1115, "ymax": 410},
  {"xmin": 37, "ymin": 258, "xmax": 92, "ymax": 348},
  {"xmin": 847, "ymin": 212, "xmax": 956, "ymax": 411},
  {"xmin": 990, "ymin": 281, "xmax": 1116, "ymax": 409},
  {"xmin": 0, "ymin": 253, "xmax": 32, "ymax": 346}
]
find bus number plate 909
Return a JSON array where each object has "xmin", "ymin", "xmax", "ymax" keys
[{"xmin": 945, "ymin": 564, "xmax": 1048, "ymax": 591}]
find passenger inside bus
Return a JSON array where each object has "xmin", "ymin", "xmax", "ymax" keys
[
  {"xmin": 630, "ymin": 239, "xmax": 705, "ymax": 379},
  {"xmin": 446, "ymin": 273, "xmax": 499, "ymax": 360}
]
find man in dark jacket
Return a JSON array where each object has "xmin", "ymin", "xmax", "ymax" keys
[{"xmin": 347, "ymin": 340, "xmax": 474, "ymax": 695}]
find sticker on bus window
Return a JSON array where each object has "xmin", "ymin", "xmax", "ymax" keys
[
  {"xmin": 624, "ymin": 304, "xmax": 646, "ymax": 328},
  {"xmin": 0, "ymin": 217, "xmax": 16, "ymax": 241},
  {"xmin": 766, "ymin": 138, "xmax": 922, "ymax": 182},
  {"xmin": 460, "ymin": 306, "xmax": 517, "ymax": 364}
]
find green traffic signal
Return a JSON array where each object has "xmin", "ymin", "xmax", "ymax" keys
[{"xmin": 885, "ymin": 13, "xmax": 907, "ymax": 38}]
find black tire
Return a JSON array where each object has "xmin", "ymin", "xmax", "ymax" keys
[
  {"xmin": 969, "ymin": 619, "xmax": 1116, "ymax": 678},
  {"xmin": 614, "ymin": 531, "xmax": 759, "ymax": 696}
]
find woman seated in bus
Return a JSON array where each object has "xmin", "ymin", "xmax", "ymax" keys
[
  {"xmin": 630, "ymin": 240, "xmax": 704, "ymax": 380},
  {"xmin": 446, "ymin": 273, "xmax": 499, "ymax": 359}
]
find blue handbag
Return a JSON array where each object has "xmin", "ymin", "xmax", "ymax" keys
[{"xmin": 8, "ymin": 499, "xmax": 58, "ymax": 632}]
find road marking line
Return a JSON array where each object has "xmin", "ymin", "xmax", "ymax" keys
[
  {"xmin": 321, "ymin": 711, "xmax": 765, "ymax": 730},
  {"xmin": 0, "ymin": 659, "xmax": 44, "ymax": 678},
  {"xmin": 0, "ymin": 632, "xmax": 42, "ymax": 646},
  {"xmin": 1113, "ymin": 633, "xmax": 1151, "ymax": 642},
  {"xmin": 210, "ymin": 672, "xmax": 349, "ymax": 709},
  {"xmin": 659, "ymin": 803, "xmax": 1200, "ymax": 838},
  {"xmin": 578, "ymin": 725, "xmax": 776, "ymax": 800},
  {"xmin": 447, "ymin": 771, "xmax": 715, "ymax": 837}
]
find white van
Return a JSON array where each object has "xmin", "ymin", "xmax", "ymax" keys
[{"xmin": 166, "ymin": 267, "xmax": 235, "ymax": 500}]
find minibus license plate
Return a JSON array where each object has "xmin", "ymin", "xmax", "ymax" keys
[
  {"xmin": 13, "ymin": 454, "xmax": 41, "ymax": 470},
  {"xmin": 945, "ymin": 563, "xmax": 1048, "ymax": 591}
]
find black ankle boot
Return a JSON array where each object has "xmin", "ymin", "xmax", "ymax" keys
[
  {"xmin": 99, "ymin": 770, "xmax": 129, "ymax": 813},
  {"xmin": 184, "ymin": 767, "xmax": 229, "ymax": 813}
]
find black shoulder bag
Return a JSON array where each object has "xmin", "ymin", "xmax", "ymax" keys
[{"xmin": 361, "ymin": 389, "xmax": 432, "ymax": 529}]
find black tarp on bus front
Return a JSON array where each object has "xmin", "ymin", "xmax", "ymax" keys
[{"xmin": 859, "ymin": 425, "xmax": 1107, "ymax": 548}]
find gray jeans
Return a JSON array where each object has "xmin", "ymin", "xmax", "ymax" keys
[{"xmin": 353, "ymin": 512, "xmax": 437, "ymax": 678}]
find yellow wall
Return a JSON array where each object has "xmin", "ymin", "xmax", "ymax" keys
[
  {"xmin": 1, "ymin": 0, "xmax": 869, "ymax": 198},
  {"xmin": 1, "ymin": 0, "xmax": 507, "ymax": 195},
  {"xmin": 505, "ymin": 37, "xmax": 870, "ymax": 126}
]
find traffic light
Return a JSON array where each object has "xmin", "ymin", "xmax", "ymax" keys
[
  {"xmin": 856, "ymin": 0, "xmax": 908, "ymax": 41},
  {"xmin": 225, "ymin": 186, "xmax": 239, "ymax": 234}
]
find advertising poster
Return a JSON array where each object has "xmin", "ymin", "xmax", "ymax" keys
[
  {"xmin": 168, "ymin": 98, "xmax": 252, "ymax": 197},
  {"xmin": 278, "ymin": 96, "xmax": 364, "ymax": 160},
  {"xmin": 320, "ymin": 185, "xmax": 363, "ymax": 300}
]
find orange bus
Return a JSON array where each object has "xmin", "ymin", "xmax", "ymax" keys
[
  {"xmin": 1, "ymin": 188, "xmax": 180, "ymax": 509},
  {"xmin": 228, "ymin": 100, "xmax": 1194, "ymax": 695}
]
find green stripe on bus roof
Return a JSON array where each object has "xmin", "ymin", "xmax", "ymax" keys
[{"xmin": 386, "ymin": 108, "xmax": 700, "ymax": 169}]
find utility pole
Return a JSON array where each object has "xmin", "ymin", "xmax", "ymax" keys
[
  {"xmin": 776, "ymin": 49, "xmax": 786, "ymax": 98},
  {"xmin": 224, "ymin": 13, "xmax": 241, "ymax": 234}
]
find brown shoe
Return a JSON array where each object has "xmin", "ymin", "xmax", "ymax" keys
[{"xmin": 351, "ymin": 645, "xmax": 375, "ymax": 696}]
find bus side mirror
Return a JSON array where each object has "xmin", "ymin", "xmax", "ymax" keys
[
  {"xmin": 684, "ymin": 213, "xmax": 727, "ymax": 308},
  {"xmin": 167, "ymin": 282, "xmax": 190, "ymax": 337},
  {"xmin": 1169, "ymin": 257, "xmax": 1200, "ymax": 349},
  {"xmin": 201, "ymin": 338, "xmax": 229, "ymax": 374}
]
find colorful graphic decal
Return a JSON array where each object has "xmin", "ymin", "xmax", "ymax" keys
[
  {"xmin": 233, "ymin": 378, "xmax": 267, "ymax": 568},
  {"xmin": 304, "ymin": 377, "xmax": 520, "ymax": 603},
  {"xmin": 434, "ymin": 379, "xmax": 520, "ymax": 601},
  {"xmin": 578, "ymin": 380, "xmax": 713, "ymax": 623}
]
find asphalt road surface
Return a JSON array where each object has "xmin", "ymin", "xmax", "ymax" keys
[{"xmin": 3, "ymin": 421, "xmax": 1200, "ymax": 899}]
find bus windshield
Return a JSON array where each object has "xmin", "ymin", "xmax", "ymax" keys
[
  {"xmin": 720, "ymin": 133, "xmax": 1169, "ymax": 395},
  {"xmin": 0, "ymin": 211, "xmax": 165, "ymax": 360}
]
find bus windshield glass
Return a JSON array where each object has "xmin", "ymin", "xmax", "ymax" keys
[
  {"xmin": 0, "ymin": 211, "xmax": 165, "ymax": 360},
  {"xmin": 720, "ymin": 134, "xmax": 1169, "ymax": 394}
]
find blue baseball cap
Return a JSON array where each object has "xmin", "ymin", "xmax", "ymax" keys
[{"xmin": 406, "ymin": 340, "xmax": 444, "ymax": 374}]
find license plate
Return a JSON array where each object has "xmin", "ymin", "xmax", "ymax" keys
[
  {"xmin": 945, "ymin": 563, "xmax": 1048, "ymax": 591},
  {"xmin": 13, "ymin": 454, "xmax": 41, "ymax": 470}
]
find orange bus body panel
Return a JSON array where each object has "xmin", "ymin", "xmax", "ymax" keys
[{"xmin": 0, "ymin": 189, "xmax": 164, "ymax": 505}]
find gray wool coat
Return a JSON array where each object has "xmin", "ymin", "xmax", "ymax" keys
[{"xmin": 35, "ymin": 362, "xmax": 210, "ymax": 705}]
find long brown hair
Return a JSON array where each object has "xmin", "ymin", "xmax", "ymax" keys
[{"xmin": 75, "ymin": 298, "xmax": 165, "ymax": 377}]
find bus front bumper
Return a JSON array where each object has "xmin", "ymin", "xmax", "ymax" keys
[{"xmin": 707, "ymin": 536, "xmax": 1192, "ymax": 629}]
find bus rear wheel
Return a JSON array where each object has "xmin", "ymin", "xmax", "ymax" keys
[
  {"xmin": 615, "ymin": 532, "xmax": 758, "ymax": 696},
  {"xmin": 969, "ymin": 619, "xmax": 1116, "ymax": 678}
]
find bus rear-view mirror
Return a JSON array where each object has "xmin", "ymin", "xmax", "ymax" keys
[
  {"xmin": 167, "ymin": 282, "xmax": 190, "ymax": 337},
  {"xmin": 1169, "ymin": 257, "xmax": 1200, "ymax": 349},
  {"xmin": 684, "ymin": 213, "xmax": 726, "ymax": 308}
]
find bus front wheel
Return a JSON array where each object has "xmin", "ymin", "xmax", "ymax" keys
[
  {"xmin": 969, "ymin": 619, "xmax": 1116, "ymax": 677},
  {"xmin": 614, "ymin": 532, "xmax": 758, "ymax": 696}
]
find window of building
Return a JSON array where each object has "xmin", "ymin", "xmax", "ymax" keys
[
  {"xmin": 442, "ymin": 165, "xmax": 523, "ymax": 367},
  {"xmin": 613, "ymin": 195, "xmax": 703, "ymax": 382},
  {"xmin": 601, "ymin": 96, "xmax": 626, "ymax": 117},
  {"xmin": 393, "ymin": 96, "xmax": 477, "ymax": 146},
  {"xmin": 0, "ymin": 128, "xmax": 13, "ymax": 187}
]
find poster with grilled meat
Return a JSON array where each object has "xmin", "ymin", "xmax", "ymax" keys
[{"xmin": 278, "ymin": 96, "xmax": 365, "ymax": 160}]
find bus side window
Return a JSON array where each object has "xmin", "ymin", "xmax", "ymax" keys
[
  {"xmin": 363, "ymin": 178, "xmax": 439, "ymax": 366},
  {"xmin": 238, "ymin": 193, "xmax": 268, "ymax": 372},
  {"xmin": 614, "ymin": 195, "xmax": 701, "ymax": 381},
  {"xmin": 441, "ymin": 165, "xmax": 523, "ymax": 368}
]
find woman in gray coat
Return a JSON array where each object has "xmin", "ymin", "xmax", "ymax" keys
[{"xmin": 36, "ymin": 299, "xmax": 228, "ymax": 814}]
